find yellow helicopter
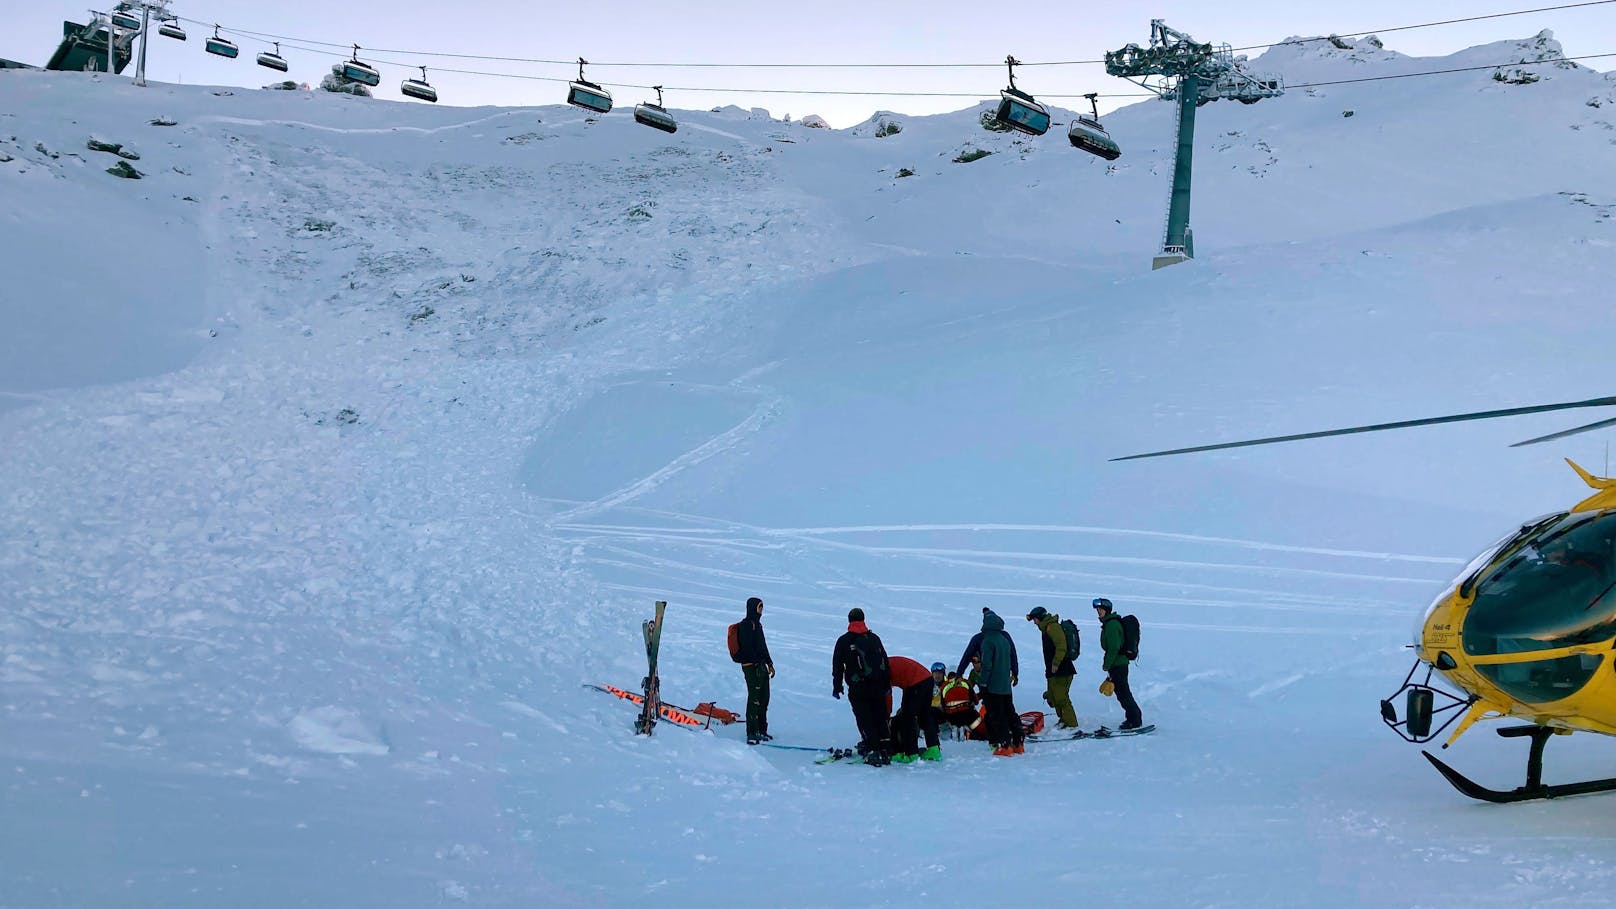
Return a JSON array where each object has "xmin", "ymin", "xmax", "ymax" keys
[{"xmin": 1117, "ymin": 395, "xmax": 1616, "ymax": 802}]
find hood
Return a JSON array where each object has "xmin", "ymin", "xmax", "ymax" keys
[
  {"xmin": 982, "ymin": 612, "xmax": 1004, "ymax": 633},
  {"xmin": 745, "ymin": 596, "xmax": 763, "ymax": 621}
]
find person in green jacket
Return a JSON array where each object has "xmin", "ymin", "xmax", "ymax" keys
[
  {"xmin": 978, "ymin": 609, "xmax": 1022, "ymax": 755},
  {"xmin": 1026, "ymin": 606, "xmax": 1078, "ymax": 729},
  {"xmin": 1095, "ymin": 597, "xmax": 1143, "ymax": 730}
]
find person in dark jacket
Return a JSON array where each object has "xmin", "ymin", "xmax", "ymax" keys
[
  {"xmin": 888, "ymin": 656, "xmax": 942, "ymax": 762},
  {"xmin": 956, "ymin": 607, "xmax": 1019, "ymax": 685},
  {"xmin": 977, "ymin": 610, "xmax": 1022, "ymax": 756},
  {"xmin": 1095, "ymin": 597, "xmax": 1143, "ymax": 730},
  {"xmin": 832, "ymin": 608, "xmax": 892, "ymax": 764},
  {"xmin": 1027, "ymin": 606, "xmax": 1078, "ymax": 729},
  {"xmin": 735, "ymin": 596, "xmax": 775, "ymax": 745}
]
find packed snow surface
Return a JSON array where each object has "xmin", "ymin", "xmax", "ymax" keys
[{"xmin": 5, "ymin": 32, "xmax": 1616, "ymax": 908}]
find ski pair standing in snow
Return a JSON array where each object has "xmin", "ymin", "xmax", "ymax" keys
[
  {"xmin": 1026, "ymin": 606, "xmax": 1079, "ymax": 730},
  {"xmin": 733, "ymin": 596, "xmax": 775, "ymax": 745},
  {"xmin": 1094, "ymin": 597, "xmax": 1144, "ymax": 730},
  {"xmin": 832, "ymin": 608, "xmax": 892, "ymax": 765},
  {"xmin": 977, "ymin": 609, "xmax": 1024, "ymax": 756}
]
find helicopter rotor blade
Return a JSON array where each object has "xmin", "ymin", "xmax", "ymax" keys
[
  {"xmin": 1113, "ymin": 395, "xmax": 1616, "ymax": 462},
  {"xmin": 1510, "ymin": 414, "xmax": 1616, "ymax": 448}
]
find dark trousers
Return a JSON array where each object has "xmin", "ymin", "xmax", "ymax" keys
[
  {"xmin": 848, "ymin": 685, "xmax": 890, "ymax": 755},
  {"xmin": 743, "ymin": 663, "xmax": 770, "ymax": 738},
  {"xmin": 1108, "ymin": 664, "xmax": 1143, "ymax": 727},
  {"xmin": 892, "ymin": 679, "xmax": 939, "ymax": 755},
  {"xmin": 984, "ymin": 692, "xmax": 1017, "ymax": 748}
]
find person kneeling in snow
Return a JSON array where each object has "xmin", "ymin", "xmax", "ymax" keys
[
  {"xmin": 887, "ymin": 656, "xmax": 942, "ymax": 762},
  {"xmin": 935, "ymin": 665, "xmax": 979, "ymax": 740}
]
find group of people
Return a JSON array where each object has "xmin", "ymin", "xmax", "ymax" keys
[{"xmin": 731, "ymin": 595, "xmax": 1144, "ymax": 765}]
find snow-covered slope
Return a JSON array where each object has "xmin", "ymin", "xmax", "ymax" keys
[{"xmin": 4, "ymin": 32, "xmax": 1616, "ymax": 908}]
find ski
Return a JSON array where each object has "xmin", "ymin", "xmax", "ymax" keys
[
  {"xmin": 813, "ymin": 747, "xmax": 861, "ymax": 765},
  {"xmin": 759, "ymin": 742, "xmax": 836, "ymax": 753},
  {"xmin": 1026, "ymin": 724, "xmax": 1156, "ymax": 743},
  {"xmin": 635, "ymin": 600, "xmax": 666, "ymax": 735},
  {"xmin": 585, "ymin": 683, "xmax": 706, "ymax": 728}
]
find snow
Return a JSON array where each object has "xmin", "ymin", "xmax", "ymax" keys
[{"xmin": 4, "ymin": 33, "xmax": 1616, "ymax": 907}]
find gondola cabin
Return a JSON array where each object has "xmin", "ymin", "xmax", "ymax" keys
[
  {"xmin": 1067, "ymin": 116, "xmax": 1121, "ymax": 160},
  {"xmin": 634, "ymin": 103, "xmax": 677, "ymax": 133},
  {"xmin": 402, "ymin": 67, "xmax": 438, "ymax": 102},
  {"xmin": 634, "ymin": 88, "xmax": 677, "ymax": 133},
  {"xmin": 110, "ymin": 9, "xmax": 142, "ymax": 32},
  {"xmin": 342, "ymin": 57, "xmax": 381, "ymax": 87},
  {"xmin": 402, "ymin": 78, "xmax": 438, "ymax": 102},
  {"xmin": 205, "ymin": 32, "xmax": 240, "ymax": 59},
  {"xmin": 257, "ymin": 43, "xmax": 288, "ymax": 72},
  {"xmin": 158, "ymin": 21, "xmax": 186, "ymax": 40},
  {"xmin": 995, "ymin": 88, "xmax": 1051, "ymax": 136},
  {"xmin": 568, "ymin": 79, "xmax": 613, "ymax": 114}
]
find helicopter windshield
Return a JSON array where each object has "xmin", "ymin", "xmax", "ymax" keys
[
  {"xmin": 1464, "ymin": 509, "xmax": 1616, "ymax": 656},
  {"xmin": 1462, "ymin": 509, "xmax": 1616, "ymax": 702}
]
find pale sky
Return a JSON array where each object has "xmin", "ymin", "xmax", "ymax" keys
[{"xmin": 6, "ymin": 0, "xmax": 1615, "ymax": 125}]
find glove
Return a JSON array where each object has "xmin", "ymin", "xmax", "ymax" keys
[
  {"xmin": 1099, "ymin": 678, "xmax": 1115, "ymax": 697},
  {"xmin": 833, "ymin": 688, "xmax": 843, "ymax": 700},
  {"xmin": 1011, "ymin": 674, "xmax": 1018, "ymax": 687},
  {"xmin": 767, "ymin": 665, "xmax": 776, "ymax": 679}
]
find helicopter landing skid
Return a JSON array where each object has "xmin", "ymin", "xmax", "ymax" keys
[{"xmin": 1423, "ymin": 725, "xmax": 1616, "ymax": 803}]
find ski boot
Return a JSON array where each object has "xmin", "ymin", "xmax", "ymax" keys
[{"xmin": 920, "ymin": 745, "xmax": 942, "ymax": 761}]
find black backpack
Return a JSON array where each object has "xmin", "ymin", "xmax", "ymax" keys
[
  {"xmin": 845, "ymin": 634, "xmax": 888, "ymax": 686},
  {"xmin": 1120, "ymin": 614, "xmax": 1140, "ymax": 661},
  {"xmin": 1059, "ymin": 618, "xmax": 1081, "ymax": 661}
]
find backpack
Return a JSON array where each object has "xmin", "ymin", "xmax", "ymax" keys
[
  {"xmin": 1120, "ymin": 614, "xmax": 1140, "ymax": 661},
  {"xmin": 1059, "ymin": 618, "xmax": 1081, "ymax": 662},
  {"xmin": 727, "ymin": 623, "xmax": 743, "ymax": 663},
  {"xmin": 845, "ymin": 634, "xmax": 888, "ymax": 686}
]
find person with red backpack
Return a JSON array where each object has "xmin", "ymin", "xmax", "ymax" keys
[
  {"xmin": 731, "ymin": 596, "xmax": 775, "ymax": 745},
  {"xmin": 1094, "ymin": 597, "xmax": 1144, "ymax": 730},
  {"xmin": 832, "ymin": 608, "xmax": 892, "ymax": 765}
]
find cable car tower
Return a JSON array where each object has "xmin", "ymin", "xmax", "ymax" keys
[{"xmin": 1105, "ymin": 20, "xmax": 1283, "ymax": 269}]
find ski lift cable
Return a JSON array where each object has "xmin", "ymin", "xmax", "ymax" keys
[
  {"xmin": 166, "ymin": 25, "xmax": 1616, "ymax": 101},
  {"xmin": 171, "ymin": 1, "xmax": 1616, "ymax": 71},
  {"xmin": 1286, "ymin": 50, "xmax": 1616, "ymax": 88},
  {"xmin": 1230, "ymin": 0, "xmax": 1616, "ymax": 54}
]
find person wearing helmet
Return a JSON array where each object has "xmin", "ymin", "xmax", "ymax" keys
[
  {"xmin": 1094, "ymin": 597, "xmax": 1143, "ymax": 730},
  {"xmin": 934, "ymin": 663, "xmax": 981, "ymax": 740},
  {"xmin": 1026, "ymin": 606, "xmax": 1079, "ymax": 730},
  {"xmin": 888, "ymin": 655, "xmax": 942, "ymax": 762}
]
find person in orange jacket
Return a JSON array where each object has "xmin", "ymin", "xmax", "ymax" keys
[{"xmin": 888, "ymin": 655, "xmax": 942, "ymax": 762}]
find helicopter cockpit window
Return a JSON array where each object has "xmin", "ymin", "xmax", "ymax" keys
[{"xmin": 1464, "ymin": 510, "xmax": 1616, "ymax": 659}]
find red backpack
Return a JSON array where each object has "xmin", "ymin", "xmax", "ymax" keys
[{"xmin": 727, "ymin": 623, "xmax": 743, "ymax": 662}]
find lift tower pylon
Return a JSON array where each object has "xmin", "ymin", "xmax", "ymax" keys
[{"xmin": 1105, "ymin": 20, "xmax": 1284, "ymax": 269}]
